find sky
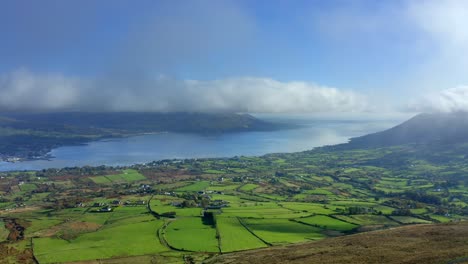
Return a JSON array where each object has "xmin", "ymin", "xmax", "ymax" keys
[{"xmin": 1, "ymin": 0, "xmax": 468, "ymax": 114}]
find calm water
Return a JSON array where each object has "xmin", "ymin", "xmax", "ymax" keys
[{"xmin": 0, "ymin": 117, "xmax": 402, "ymax": 171}]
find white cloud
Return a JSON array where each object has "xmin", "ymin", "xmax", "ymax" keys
[
  {"xmin": 407, "ymin": 86, "xmax": 468, "ymax": 113},
  {"xmin": 0, "ymin": 69, "xmax": 368, "ymax": 113},
  {"xmin": 0, "ymin": 69, "xmax": 82, "ymax": 111}
]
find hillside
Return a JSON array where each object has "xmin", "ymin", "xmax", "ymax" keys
[
  {"xmin": 205, "ymin": 222, "xmax": 468, "ymax": 264},
  {"xmin": 346, "ymin": 112, "xmax": 468, "ymax": 148},
  {"xmin": 0, "ymin": 112, "xmax": 285, "ymax": 161}
]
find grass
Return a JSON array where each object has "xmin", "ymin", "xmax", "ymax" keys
[
  {"xmin": 217, "ymin": 217, "xmax": 267, "ymax": 252},
  {"xmin": 90, "ymin": 169, "xmax": 145, "ymax": 184},
  {"xmin": 390, "ymin": 216, "xmax": 432, "ymax": 224},
  {"xmin": 175, "ymin": 181, "xmax": 211, "ymax": 192},
  {"xmin": 164, "ymin": 217, "xmax": 219, "ymax": 252},
  {"xmin": 239, "ymin": 184, "xmax": 259, "ymax": 192},
  {"xmin": 25, "ymin": 217, "xmax": 63, "ymax": 236},
  {"xmin": 222, "ymin": 203, "xmax": 307, "ymax": 218},
  {"xmin": 241, "ymin": 218, "xmax": 324, "ymax": 245},
  {"xmin": 279, "ymin": 202, "xmax": 336, "ymax": 215},
  {"xmin": 204, "ymin": 169, "xmax": 225, "ymax": 174},
  {"xmin": 0, "ymin": 223, "xmax": 9, "ymax": 242},
  {"xmin": 19, "ymin": 183, "xmax": 37, "ymax": 192},
  {"xmin": 304, "ymin": 189, "xmax": 334, "ymax": 195},
  {"xmin": 207, "ymin": 184, "xmax": 240, "ymax": 191},
  {"xmin": 117, "ymin": 169, "xmax": 146, "ymax": 181},
  {"xmin": 150, "ymin": 198, "xmax": 202, "ymax": 217},
  {"xmin": 429, "ymin": 214, "xmax": 453, "ymax": 223},
  {"xmin": 34, "ymin": 217, "xmax": 167, "ymax": 263},
  {"xmin": 90, "ymin": 175, "xmax": 112, "ymax": 184},
  {"xmin": 410, "ymin": 208, "xmax": 428, "ymax": 214},
  {"xmin": 296, "ymin": 215, "xmax": 357, "ymax": 231},
  {"xmin": 344, "ymin": 215, "xmax": 399, "ymax": 226}
]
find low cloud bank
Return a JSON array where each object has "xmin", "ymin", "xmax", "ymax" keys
[
  {"xmin": 408, "ymin": 86, "xmax": 468, "ymax": 113},
  {"xmin": 0, "ymin": 69, "xmax": 367, "ymax": 113}
]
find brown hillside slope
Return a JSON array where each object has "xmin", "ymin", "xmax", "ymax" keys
[{"xmin": 205, "ymin": 222, "xmax": 468, "ymax": 264}]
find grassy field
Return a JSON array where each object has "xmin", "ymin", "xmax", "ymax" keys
[
  {"xmin": 429, "ymin": 214, "xmax": 452, "ymax": 223},
  {"xmin": 24, "ymin": 217, "xmax": 63, "ymax": 236},
  {"xmin": 19, "ymin": 183, "xmax": 37, "ymax": 192},
  {"xmin": 150, "ymin": 197, "xmax": 202, "ymax": 217},
  {"xmin": 0, "ymin": 223, "xmax": 9, "ymax": 242},
  {"xmin": 217, "ymin": 217, "xmax": 267, "ymax": 252},
  {"xmin": 90, "ymin": 169, "xmax": 146, "ymax": 184},
  {"xmin": 390, "ymin": 216, "xmax": 432, "ymax": 224},
  {"xmin": 342, "ymin": 215, "xmax": 400, "ymax": 226},
  {"xmin": 34, "ymin": 217, "xmax": 167, "ymax": 263},
  {"xmin": 279, "ymin": 202, "xmax": 336, "ymax": 215},
  {"xmin": 206, "ymin": 184, "xmax": 240, "ymax": 191},
  {"xmin": 241, "ymin": 218, "xmax": 324, "ymax": 245},
  {"xmin": 222, "ymin": 203, "xmax": 308, "ymax": 218},
  {"xmin": 175, "ymin": 181, "xmax": 211, "ymax": 192},
  {"xmin": 164, "ymin": 217, "xmax": 219, "ymax": 252},
  {"xmin": 295, "ymin": 215, "xmax": 357, "ymax": 231}
]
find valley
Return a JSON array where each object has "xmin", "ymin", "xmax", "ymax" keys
[{"xmin": 1, "ymin": 136, "xmax": 467, "ymax": 263}]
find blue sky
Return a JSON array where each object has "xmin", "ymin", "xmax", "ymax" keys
[{"xmin": 1, "ymin": 0, "xmax": 468, "ymax": 113}]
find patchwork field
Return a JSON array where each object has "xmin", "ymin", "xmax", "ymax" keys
[
  {"xmin": 295, "ymin": 215, "xmax": 357, "ymax": 231},
  {"xmin": 2, "ymin": 140, "xmax": 468, "ymax": 263},
  {"xmin": 34, "ymin": 217, "xmax": 166, "ymax": 263},
  {"xmin": 175, "ymin": 181, "xmax": 211, "ymax": 192},
  {"xmin": 217, "ymin": 216, "xmax": 267, "ymax": 252},
  {"xmin": 241, "ymin": 218, "xmax": 324, "ymax": 245},
  {"xmin": 90, "ymin": 169, "xmax": 146, "ymax": 184},
  {"xmin": 164, "ymin": 217, "xmax": 219, "ymax": 252}
]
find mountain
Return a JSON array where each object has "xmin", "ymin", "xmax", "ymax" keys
[
  {"xmin": 0, "ymin": 112, "xmax": 284, "ymax": 134},
  {"xmin": 0, "ymin": 112, "xmax": 287, "ymax": 161},
  {"xmin": 345, "ymin": 112, "xmax": 468, "ymax": 148}
]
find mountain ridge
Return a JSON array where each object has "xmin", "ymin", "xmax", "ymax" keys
[
  {"xmin": 343, "ymin": 111, "xmax": 468, "ymax": 148},
  {"xmin": 0, "ymin": 112, "xmax": 288, "ymax": 161}
]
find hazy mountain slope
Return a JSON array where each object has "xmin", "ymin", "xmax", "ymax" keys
[
  {"xmin": 0, "ymin": 112, "xmax": 286, "ymax": 160},
  {"xmin": 0, "ymin": 112, "xmax": 283, "ymax": 133},
  {"xmin": 346, "ymin": 112, "xmax": 468, "ymax": 148},
  {"xmin": 205, "ymin": 222, "xmax": 468, "ymax": 264}
]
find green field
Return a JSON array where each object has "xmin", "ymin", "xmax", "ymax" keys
[
  {"xmin": 217, "ymin": 217, "xmax": 267, "ymax": 252},
  {"xmin": 241, "ymin": 218, "xmax": 324, "ymax": 245},
  {"xmin": 222, "ymin": 202, "xmax": 307, "ymax": 218},
  {"xmin": 90, "ymin": 169, "xmax": 146, "ymax": 184},
  {"xmin": 175, "ymin": 181, "xmax": 211, "ymax": 192},
  {"xmin": 304, "ymin": 189, "xmax": 334, "ymax": 195},
  {"xmin": 0, "ymin": 223, "xmax": 9, "ymax": 242},
  {"xmin": 390, "ymin": 216, "xmax": 432, "ymax": 224},
  {"xmin": 206, "ymin": 184, "xmax": 240, "ymax": 191},
  {"xmin": 279, "ymin": 202, "xmax": 336, "ymax": 215},
  {"xmin": 150, "ymin": 197, "xmax": 202, "ymax": 217},
  {"xmin": 34, "ymin": 217, "xmax": 166, "ymax": 263},
  {"xmin": 19, "ymin": 183, "xmax": 37, "ymax": 192},
  {"xmin": 164, "ymin": 217, "xmax": 219, "ymax": 252},
  {"xmin": 89, "ymin": 175, "xmax": 111, "ymax": 184},
  {"xmin": 239, "ymin": 183, "xmax": 259, "ymax": 192},
  {"xmin": 25, "ymin": 217, "xmax": 63, "ymax": 236},
  {"xmin": 343, "ymin": 215, "xmax": 399, "ymax": 226},
  {"xmin": 428, "ymin": 214, "xmax": 452, "ymax": 222},
  {"xmin": 296, "ymin": 215, "xmax": 357, "ymax": 231}
]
